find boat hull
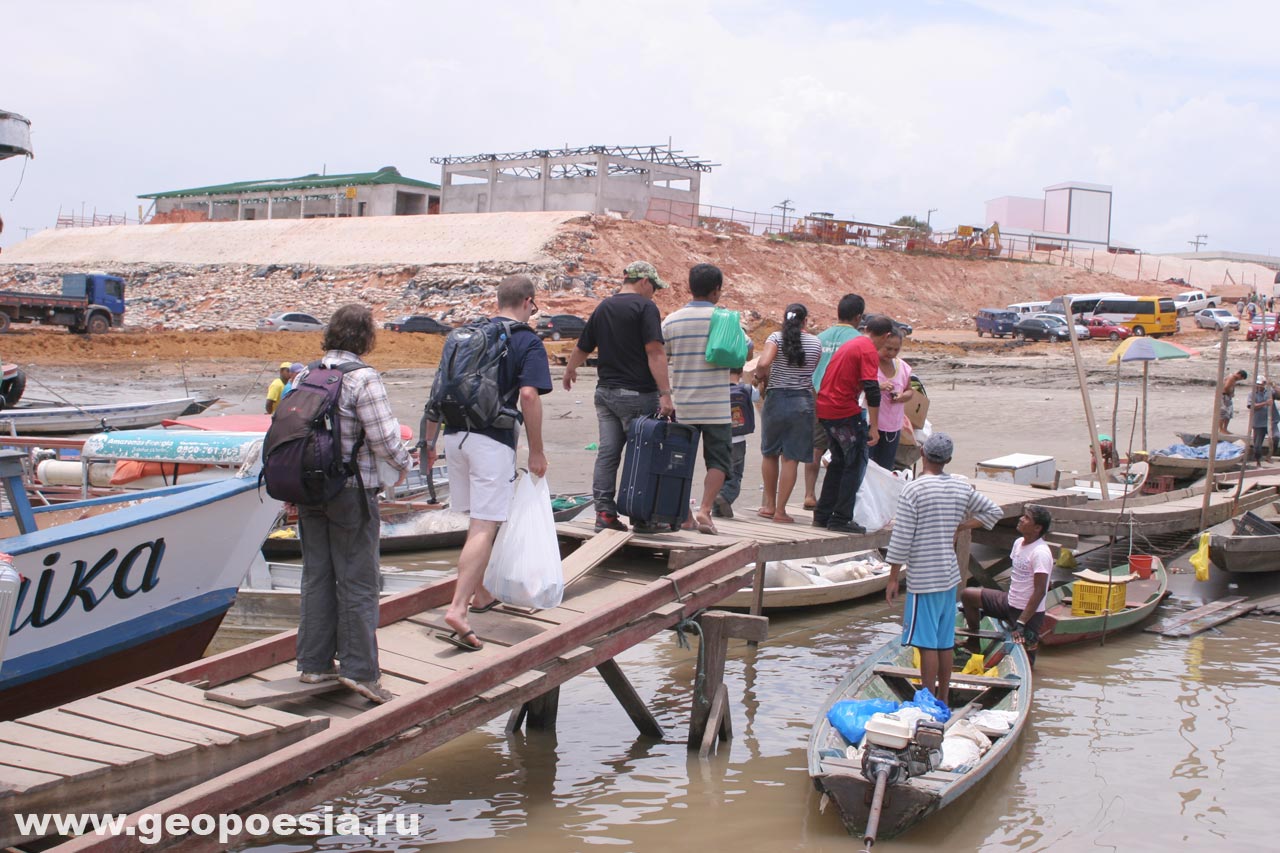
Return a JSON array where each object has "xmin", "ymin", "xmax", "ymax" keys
[
  {"xmin": 1208, "ymin": 532, "xmax": 1280, "ymax": 574},
  {"xmin": 718, "ymin": 571, "xmax": 891, "ymax": 610},
  {"xmin": 1040, "ymin": 561, "xmax": 1169, "ymax": 646},
  {"xmin": 0, "ymin": 475, "xmax": 282, "ymax": 719},
  {"xmin": 0, "ymin": 397, "xmax": 216, "ymax": 434}
]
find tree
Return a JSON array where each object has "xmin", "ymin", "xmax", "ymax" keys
[{"xmin": 892, "ymin": 215, "xmax": 931, "ymax": 234}]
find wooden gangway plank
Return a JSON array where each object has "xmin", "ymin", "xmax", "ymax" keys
[
  {"xmin": 12, "ymin": 541, "xmax": 757, "ymax": 851},
  {"xmin": 1146, "ymin": 596, "xmax": 1258, "ymax": 637}
]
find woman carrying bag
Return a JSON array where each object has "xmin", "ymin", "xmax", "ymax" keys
[
  {"xmin": 754, "ymin": 303, "xmax": 822, "ymax": 523},
  {"xmin": 871, "ymin": 326, "xmax": 914, "ymax": 471}
]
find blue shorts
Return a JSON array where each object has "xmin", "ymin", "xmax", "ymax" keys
[{"xmin": 902, "ymin": 588, "xmax": 958, "ymax": 651}]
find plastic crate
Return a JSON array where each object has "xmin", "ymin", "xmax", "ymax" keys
[{"xmin": 1071, "ymin": 580, "xmax": 1128, "ymax": 616}]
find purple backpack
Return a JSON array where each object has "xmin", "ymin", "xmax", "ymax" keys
[{"xmin": 262, "ymin": 361, "xmax": 370, "ymax": 505}]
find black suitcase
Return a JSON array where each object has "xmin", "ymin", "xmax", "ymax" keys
[{"xmin": 617, "ymin": 415, "xmax": 700, "ymax": 528}]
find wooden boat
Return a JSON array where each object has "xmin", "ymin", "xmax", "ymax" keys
[
  {"xmin": 0, "ymin": 440, "xmax": 282, "ymax": 720},
  {"xmin": 260, "ymin": 493, "xmax": 592, "ymax": 559},
  {"xmin": 1207, "ymin": 510, "xmax": 1280, "ymax": 574},
  {"xmin": 0, "ymin": 396, "xmax": 216, "ymax": 434},
  {"xmin": 718, "ymin": 551, "xmax": 894, "ymax": 610},
  {"xmin": 808, "ymin": 621, "xmax": 1032, "ymax": 841},
  {"xmin": 1145, "ymin": 451, "xmax": 1244, "ymax": 483},
  {"xmin": 1045, "ymin": 481, "xmax": 1277, "ymax": 537},
  {"xmin": 1039, "ymin": 558, "xmax": 1170, "ymax": 646}
]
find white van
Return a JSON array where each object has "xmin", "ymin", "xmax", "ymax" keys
[
  {"xmin": 1047, "ymin": 292, "xmax": 1129, "ymax": 320},
  {"xmin": 1007, "ymin": 301, "xmax": 1051, "ymax": 315}
]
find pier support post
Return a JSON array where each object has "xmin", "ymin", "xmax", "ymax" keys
[
  {"xmin": 596, "ymin": 659, "xmax": 664, "ymax": 738},
  {"xmin": 687, "ymin": 611, "xmax": 768, "ymax": 757},
  {"xmin": 748, "ymin": 559, "xmax": 766, "ymax": 646},
  {"xmin": 506, "ymin": 686, "xmax": 561, "ymax": 733}
]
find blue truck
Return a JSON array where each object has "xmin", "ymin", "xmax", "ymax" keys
[{"xmin": 0, "ymin": 273, "xmax": 125, "ymax": 334}]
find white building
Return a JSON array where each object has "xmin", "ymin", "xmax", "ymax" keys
[{"xmin": 986, "ymin": 181, "xmax": 1114, "ymax": 249}]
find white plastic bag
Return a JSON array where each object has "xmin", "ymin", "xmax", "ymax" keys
[
  {"xmin": 483, "ymin": 473, "xmax": 564, "ymax": 610},
  {"xmin": 853, "ymin": 461, "xmax": 904, "ymax": 532}
]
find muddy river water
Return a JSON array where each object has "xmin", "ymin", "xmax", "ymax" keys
[{"xmin": 48, "ymin": 342, "xmax": 1280, "ymax": 852}]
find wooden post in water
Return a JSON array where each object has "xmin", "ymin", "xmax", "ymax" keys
[
  {"xmin": 1141, "ymin": 361, "xmax": 1150, "ymax": 451},
  {"xmin": 687, "ymin": 611, "xmax": 768, "ymax": 756},
  {"xmin": 1201, "ymin": 326, "xmax": 1230, "ymax": 531},
  {"xmin": 749, "ymin": 558, "xmax": 766, "ymax": 645},
  {"xmin": 1066, "ymin": 297, "xmax": 1111, "ymax": 500},
  {"xmin": 1111, "ymin": 361, "xmax": 1121, "ymax": 449}
]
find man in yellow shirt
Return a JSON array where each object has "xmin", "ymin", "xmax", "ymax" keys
[{"xmin": 265, "ymin": 361, "xmax": 292, "ymax": 414}]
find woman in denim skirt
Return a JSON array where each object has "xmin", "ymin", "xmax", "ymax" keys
[{"xmin": 754, "ymin": 303, "xmax": 822, "ymax": 523}]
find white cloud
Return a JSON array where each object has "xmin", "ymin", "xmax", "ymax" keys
[{"xmin": 2, "ymin": 0, "xmax": 1276, "ymax": 254}]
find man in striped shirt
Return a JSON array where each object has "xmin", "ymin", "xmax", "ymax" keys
[
  {"xmin": 885, "ymin": 433, "xmax": 1002, "ymax": 705},
  {"xmin": 662, "ymin": 263, "xmax": 732, "ymax": 535}
]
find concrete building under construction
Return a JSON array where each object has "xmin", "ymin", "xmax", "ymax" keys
[{"xmin": 431, "ymin": 144, "xmax": 712, "ymax": 225}]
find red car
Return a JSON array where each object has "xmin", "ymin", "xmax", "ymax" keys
[
  {"xmin": 1247, "ymin": 314, "xmax": 1278, "ymax": 342},
  {"xmin": 1085, "ymin": 317, "xmax": 1132, "ymax": 341}
]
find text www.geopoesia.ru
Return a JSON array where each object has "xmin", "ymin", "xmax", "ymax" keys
[{"xmin": 14, "ymin": 808, "xmax": 421, "ymax": 845}]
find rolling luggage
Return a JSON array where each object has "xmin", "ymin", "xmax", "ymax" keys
[{"xmin": 617, "ymin": 415, "xmax": 700, "ymax": 528}]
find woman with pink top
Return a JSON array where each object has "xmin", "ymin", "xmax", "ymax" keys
[{"xmin": 871, "ymin": 328, "xmax": 914, "ymax": 471}]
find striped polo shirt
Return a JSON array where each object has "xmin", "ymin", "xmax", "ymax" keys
[
  {"xmin": 885, "ymin": 473, "xmax": 1003, "ymax": 593},
  {"xmin": 662, "ymin": 302, "xmax": 730, "ymax": 425}
]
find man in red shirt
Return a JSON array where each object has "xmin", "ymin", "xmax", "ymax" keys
[{"xmin": 814, "ymin": 315, "xmax": 895, "ymax": 532}]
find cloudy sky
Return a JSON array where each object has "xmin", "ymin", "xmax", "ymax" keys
[{"xmin": 2, "ymin": 0, "xmax": 1276, "ymax": 253}]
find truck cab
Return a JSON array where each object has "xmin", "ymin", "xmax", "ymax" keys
[{"xmin": 62, "ymin": 274, "xmax": 126, "ymax": 317}]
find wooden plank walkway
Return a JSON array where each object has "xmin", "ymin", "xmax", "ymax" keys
[
  {"xmin": 559, "ymin": 481, "xmax": 1084, "ymax": 569},
  {"xmin": 1146, "ymin": 596, "xmax": 1258, "ymax": 637},
  {"xmin": 0, "ymin": 538, "xmax": 758, "ymax": 851},
  {"xmin": 1046, "ymin": 484, "xmax": 1278, "ymax": 537}
]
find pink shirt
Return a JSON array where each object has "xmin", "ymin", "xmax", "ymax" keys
[
  {"xmin": 1009, "ymin": 536, "xmax": 1053, "ymax": 612},
  {"xmin": 876, "ymin": 358, "xmax": 913, "ymax": 432}
]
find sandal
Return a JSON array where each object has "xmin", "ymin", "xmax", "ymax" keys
[
  {"xmin": 437, "ymin": 630, "xmax": 483, "ymax": 651},
  {"xmin": 802, "ymin": 498, "xmax": 817, "ymax": 510},
  {"xmin": 756, "ymin": 507, "xmax": 776, "ymax": 518},
  {"xmin": 469, "ymin": 599, "xmax": 501, "ymax": 614}
]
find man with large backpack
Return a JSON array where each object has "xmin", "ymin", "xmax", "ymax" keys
[
  {"xmin": 421, "ymin": 274, "xmax": 552, "ymax": 652},
  {"xmin": 275, "ymin": 303, "xmax": 412, "ymax": 704}
]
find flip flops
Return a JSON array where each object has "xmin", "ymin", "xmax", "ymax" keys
[
  {"xmin": 469, "ymin": 599, "xmax": 501, "ymax": 614},
  {"xmin": 437, "ymin": 630, "xmax": 483, "ymax": 652}
]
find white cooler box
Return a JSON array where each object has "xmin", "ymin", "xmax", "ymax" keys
[{"xmin": 975, "ymin": 453, "xmax": 1055, "ymax": 486}]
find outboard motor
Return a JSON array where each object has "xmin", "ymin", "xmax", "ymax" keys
[{"xmin": 858, "ymin": 714, "xmax": 946, "ymax": 849}]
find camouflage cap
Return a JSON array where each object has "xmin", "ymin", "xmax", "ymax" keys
[
  {"xmin": 623, "ymin": 260, "xmax": 668, "ymax": 289},
  {"xmin": 921, "ymin": 432, "xmax": 954, "ymax": 464}
]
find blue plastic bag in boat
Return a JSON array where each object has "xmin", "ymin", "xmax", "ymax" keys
[
  {"xmin": 827, "ymin": 698, "xmax": 900, "ymax": 745},
  {"xmin": 902, "ymin": 687, "xmax": 950, "ymax": 723}
]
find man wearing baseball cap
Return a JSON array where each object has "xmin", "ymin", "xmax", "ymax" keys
[
  {"xmin": 565, "ymin": 260, "xmax": 676, "ymax": 532},
  {"xmin": 265, "ymin": 361, "xmax": 294, "ymax": 414},
  {"xmin": 1246, "ymin": 375, "xmax": 1274, "ymax": 466},
  {"xmin": 884, "ymin": 432, "xmax": 1002, "ymax": 704}
]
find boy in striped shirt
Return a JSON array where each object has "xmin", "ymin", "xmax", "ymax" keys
[{"xmin": 885, "ymin": 433, "xmax": 1002, "ymax": 704}]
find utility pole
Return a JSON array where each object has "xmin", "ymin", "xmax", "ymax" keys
[
  {"xmin": 20, "ymin": 226, "xmax": 33, "ymax": 240},
  {"xmin": 1189, "ymin": 234, "xmax": 1208, "ymax": 251},
  {"xmin": 774, "ymin": 199, "xmax": 794, "ymax": 233},
  {"xmin": 927, "ymin": 208, "xmax": 937, "ymax": 230}
]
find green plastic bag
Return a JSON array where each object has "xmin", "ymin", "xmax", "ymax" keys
[{"xmin": 704, "ymin": 307, "xmax": 748, "ymax": 369}]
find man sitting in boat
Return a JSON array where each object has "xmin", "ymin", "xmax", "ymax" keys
[
  {"xmin": 885, "ymin": 433, "xmax": 1003, "ymax": 705},
  {"xmin": 960, "ymin": 505, "xmax": 1052, "ymax": 663}
]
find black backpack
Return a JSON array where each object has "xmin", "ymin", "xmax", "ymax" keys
[
  {"xmin": 261, "ymin": 361, "xmax": 370, "ymax": 505},
  {"xmin": 425, "ymin": 320, "xmax": 530, "ymax": 432}
]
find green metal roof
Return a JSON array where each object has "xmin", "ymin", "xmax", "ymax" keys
[{"xmin": 139, "ymin": 166, "xmax": 439, "ymax": 199}]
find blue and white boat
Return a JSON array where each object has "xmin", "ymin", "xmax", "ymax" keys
[{"xmin": 0, "ymin": 431, "xmax": 281, "ymax": 719}]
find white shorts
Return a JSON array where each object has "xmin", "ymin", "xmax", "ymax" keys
[{"xmin": 443, "ymin": 432, "xmax": 517, "ymax": 522}]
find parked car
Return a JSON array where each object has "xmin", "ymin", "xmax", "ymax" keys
[
  {"xmin": 1173, "ymin": 290, "xmax": 1220, "ymax": 316},
  {"xmin": 1194, "ymin": 308, "xmax": 1240, "ymax": 331},
  {"xmin": 1032, "ymin": 313, "xmax": 1089, "ymax": 339},
  {"xmin": 1084, "ymin": 317, "xmax": 1132, "ymax": 341},
  {"xmin": 534, "ymin": 313, "xmax": 587, "ymax": 341},
  {"xmin": 1012, "ymin": 317, "xmax": 1071, "ymax": 342},
  {"xmin": 257, "ymin": 311, "xmax": 324, "ymax": 332},
  {"xmin": 385, "ymin": 315, "xmax": 452, "ymax": 334},
  {"xmin": 974, "ymin": 308, "xmax": 1018, "ymax": 338},
  {"xmin": 1246, "ymin": 314, "xmax": 1278, "ymax": 342},
  {"xmin": 857, "ymin": 314, "xmax": 913, "ymax": 336}
]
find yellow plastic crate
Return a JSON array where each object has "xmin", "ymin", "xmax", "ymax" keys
[{"xmin": 1071, "ymin": 580, "xmax": 1128, "ymax": 616}]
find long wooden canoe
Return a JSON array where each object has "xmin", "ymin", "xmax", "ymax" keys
[
  {"xmin": 1039, "ymin": 558, "xmax": 1169, "ymax": 646},
  {"xmin": 1045, "ymin": 482, "xmax": 1277, "ymax": 537},
  {"xmin": 0, "ymin": 397, "xmax": 216, "ymax": 435},
  {"xmin": 809, "ymin": 621, "xmax": 1032, "ymax": 841},
  {"xmin": 718, "ymin": 554, "xmax": 893, "ymax": 610}
]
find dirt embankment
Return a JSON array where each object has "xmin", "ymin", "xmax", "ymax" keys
[{"xmin": 0, "ymin": 214, "xmax": 1203, "ymax": 340}]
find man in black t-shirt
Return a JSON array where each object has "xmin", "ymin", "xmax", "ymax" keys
[{"xmin": 565, "ymin": 260, "xmax": 676, "ymax": 531}]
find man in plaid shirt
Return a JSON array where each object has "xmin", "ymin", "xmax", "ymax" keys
[{"xmin": 295, "ymin": 303, "xmax": 412, "ymax": 705}]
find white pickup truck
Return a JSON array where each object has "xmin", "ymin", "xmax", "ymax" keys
[{"xmin": 1172, "ymin": 290, "xmax": 1220, "ymax": 316}]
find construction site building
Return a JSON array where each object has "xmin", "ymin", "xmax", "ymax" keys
[
  {"xmin": 139, "ymin": 167, "xmax": 440, "ymax": 222},
  {"xmin": 431, "ymin": 145, "xmax": 711, "ymax": 224},
  {"xmin": 986, "ymin": 181, "xmax": 1114, "ymax": 249}
]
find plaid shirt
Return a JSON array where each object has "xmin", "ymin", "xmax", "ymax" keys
[{"xmin": 300, "ymin": 350, "xmax": 412, "ymax": 488}]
